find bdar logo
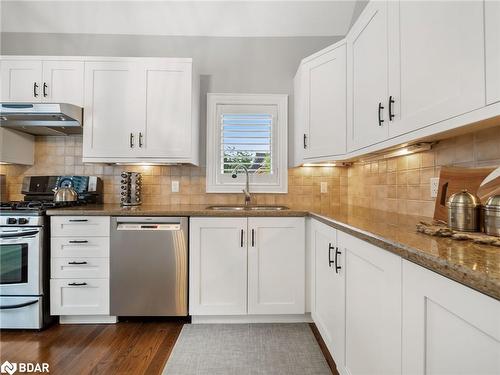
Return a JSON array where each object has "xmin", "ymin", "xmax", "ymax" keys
[{"xmin": 0, "ymin": 361, "xmax": 17, "ymax": 375}]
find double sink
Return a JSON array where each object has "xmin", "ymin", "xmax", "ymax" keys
[{"xmin": 206, "ymin": 205, "xmax": 289, "ymax": 211}]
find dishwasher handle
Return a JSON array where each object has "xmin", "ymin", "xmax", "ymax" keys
[{"xmin": 116, "ymin": 223, "xmax": 181, "ymax": 231}]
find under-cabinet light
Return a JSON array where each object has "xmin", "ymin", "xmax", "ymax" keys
[
  {"xmin": 302, "ymin": 162, "xmax": 351, "ymax": 167},
  {"xmin": 359, "ymin": 142, "xmax": 433, "ymax": 163}
]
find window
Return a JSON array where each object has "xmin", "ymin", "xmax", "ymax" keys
[{"xmin": 206, "ymin": 93, "xmax": 288, "ymax": 193}]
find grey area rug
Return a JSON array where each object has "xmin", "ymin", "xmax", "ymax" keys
[{"xmin": 162, "ymin": 323, "xmax": 332, "ymax": 375}]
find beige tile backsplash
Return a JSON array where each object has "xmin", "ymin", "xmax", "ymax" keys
[
  {"xmin": 1, "ymin": 126, "xmax": 499, "ymax": 217},
  {"xmin": 0, "ymin": 136, "xmax": 348, "ymax": 215},
  {"xmin": 347, "ymin": 126, "xmax": 500, "ymax": 217}
]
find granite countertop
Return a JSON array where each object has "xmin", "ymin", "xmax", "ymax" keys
[{"xmin": 46, "ymin": 204, "xmax": 500, "ymax": 301}]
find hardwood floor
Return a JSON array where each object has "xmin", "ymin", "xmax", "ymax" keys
[
  {"xmin": 0, "ymin": 320, "xmax": 184, "ymax": 375},
  {"xmin": 1, "ymin": 321, "xmax": 337, "ymax": 375}
]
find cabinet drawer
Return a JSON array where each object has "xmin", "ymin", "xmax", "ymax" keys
[
  {"xmin": 51, "ymin": 258, "xmax": 109, "ymax": 279},
  {"xmin": 51, "ymin": 216, "xmax": 110, "ymax": 237},
  {"xmin": 50, "ymin": 278, "xmax": 109, "ymax": 315},
  {"xmin": 51, "ymin": 237, "xmax": 109, "ymax": 258}
]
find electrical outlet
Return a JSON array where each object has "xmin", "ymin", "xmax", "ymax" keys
[
  {"xmin": 171, "ymin": 180, "xmax": 180, "ymax": 193},
  {"xmin": 320, "ymin": 182, "xmax": 328, "ymax": 193},
  {"xmin": 430, "ymin": 177, "xmax": 439, "ymax": 198}
]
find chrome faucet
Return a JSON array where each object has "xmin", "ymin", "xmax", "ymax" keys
[{"xmin": 231, "ymin": 164, "xmax": 251, "ymax": 206}]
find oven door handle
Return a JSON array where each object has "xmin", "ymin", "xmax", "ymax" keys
[
  {"xmin": 0, "ymin": 230, "xmax": 40, "ymax": 239},
  {"xmin": 0, "ymin": 299, "xmax": 38, "ymax": 310}
]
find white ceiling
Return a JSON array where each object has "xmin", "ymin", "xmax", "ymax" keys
[{"xmin": 0, "ymin": 1, "xmax": 361, "ymax": 37}]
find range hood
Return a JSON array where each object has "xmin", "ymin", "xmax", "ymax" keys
[{"xmin": 0, "ymin": 103, "xmax": 83, "ymax": 136}]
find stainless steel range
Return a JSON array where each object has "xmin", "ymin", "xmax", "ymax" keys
[{"xmin": 0, "ymin": 176, "xmax": 102, "ymax": 329}]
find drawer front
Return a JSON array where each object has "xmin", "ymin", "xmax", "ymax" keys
[
  {"xmin": 51, "ymin": 237, "xmax": 109, "ymax": 258},
  {"xmin": 51, "ymin": 216, "xmax": 110, "ymax": 237},
  {"xmin": 50, "ymin": 278, "xmax": 109, "ymax": 315},
  {"xmin": 51, "ymin": 258, "xmax": 109, "ymax": 279}
]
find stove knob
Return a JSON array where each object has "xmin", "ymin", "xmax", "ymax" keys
[
  {"xmin": 18, "ymin": 218, "xmax": 29, "ymax": 225},
  {"xmin": 7, "ymin": 218, "xmax": 17, "ymax": 225}
]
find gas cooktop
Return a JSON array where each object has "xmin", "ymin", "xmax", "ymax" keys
[{"xmin": 0, "ymin": 200, "xmax": 82, "ymax": 215}]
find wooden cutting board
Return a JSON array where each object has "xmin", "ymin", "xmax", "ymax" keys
[
  {"xmin": 433, "ymin": 166, "xmax": 496, "ymax": 222},
  {"xmin": 477, "ymin": 167, "xmax": 500, "ymax": 203}
]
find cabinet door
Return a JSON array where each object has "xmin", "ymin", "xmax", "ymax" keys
[
  {"xmin": 189, "ymin": 218, "xmax": 248, "ymax": 315},
  {"xmin": 83, "ymin": 61, "xmax": 145, "ymax": 158},
  {"xmin": 486, "ymin": 1, "xmax": 500, "ymax": 105},
  {"xmin": 402, "ymin": 260, "xmax": 500, "ymax": 375},
  {"xmin": 311, "ymin": 220, "xmax": 345, "ymax": 367},
  {"xmin": 304, "ymin": 43, "xmax": 346, "ymax": 160},
  {"xmin": 389, "ymin": 1, "xmax": 485, "ymax": 136},
  {"xmin": 340, "ymin": 231, "xmax": 401, "ymax": 375},
  {"xmin": 50, "ymin": 278, "xmax": 109, "ymax": 315},
  {"xmin": 347, "ymin": 1, "xmax": 389, "ymax": 151},
  {"xmin": 0, "ymin": 60, "xmax": 42, "ymax": 102},
  {"xmin": 292, "ymin": 65, "xmax": 306, "ymax": 167},
  {"xmin": 247, "ymin": 217, "xmax": 305, "ymax": 315},
  {"xmin": 42, "ymin": 60, "xmax": 84, "ymax": 106},
  {"xmin": 142, "ymin": 61, "xmax": 192, "ymax": 158}
]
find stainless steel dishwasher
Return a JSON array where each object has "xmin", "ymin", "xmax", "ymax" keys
[{"xmin": 110, "ymin": 217, "xmax": 188, "ymax": 316}]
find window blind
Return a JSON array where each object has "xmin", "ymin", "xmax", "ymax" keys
[{"xmin": 220, "ymin": 113, "xmax": 273, "ymax": 175}]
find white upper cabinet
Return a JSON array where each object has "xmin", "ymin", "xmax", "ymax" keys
[
  {"xmin": 83, "ymin": 61, "xmax": 144, "ymax": 159},
  {"xmin": 1, "ymin": 60, "xmax": 42, "ymax": 102},
  {"xmin": 41, "ymin": 60, "xmax": 84, "ymax": 106},
  {"xmin": 82, "ymin": 58, "xmax": 199, "ymax": 164},
  {"xmin": 388, "ymin": 1, "xmax": 485, "ymax": 137},
  {"xmin": 247, "ymin": 217, "xmax": 305, "ymax": 315},
  {"xmin": 0, "ymin": 59, "xmax": 84, "ymax": 105},
  {"xmin": 347, "ymin": 1, "xmax": 389, "ymax": 151},
  {"xmin": 142, "ymin": 61, "xmax": 196, "ymax": 160},
  {"xmin": 486, "ymin": 0, "xmax": 500, "ymax": 105},
  {"xmin": 303, "ymin": 42, "xmax": 347, "ymax": 160},
  {"xmin": 402, "ymin": 260, "xmax": 500, "ymax": 375}
]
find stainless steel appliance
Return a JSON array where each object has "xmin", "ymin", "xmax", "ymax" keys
[
  {"xmin": 0, "ymin": 175, "xmax": 103, "ymax": 329},
  {"xmin": 483, "ymin": 195, "xmax": 500, "ymax": 237},
  {"xmin": 0, "ymin": 103, "xmax": 83, "ymax": 136},
  {"xmin": 446, "ymin": 189, "xmax": 481, "ymax": 232},
  {"xmin": 110, "ymin": 217, "xmax": 188, "ymax": 316},
  {"xmin": 0, "ymin": 213, "xmax": 50, "ymax": 329}
]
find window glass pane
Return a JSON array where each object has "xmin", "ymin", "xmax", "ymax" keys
[
  {"xmin": 0, "ymin": 244, "xmax": 27, "ymax": 284},
  {"xmin": 220, "ymin": 113, "xmax": 273, "ymax": 175}
]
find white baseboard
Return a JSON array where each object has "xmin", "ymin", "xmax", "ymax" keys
[
  {"xmin": 59, "ymin": 315, "xmax": 118, "ymax": 324},
  {"xmin": 191, "ymin": 313, "xmax": 313, "ymax": 324}
]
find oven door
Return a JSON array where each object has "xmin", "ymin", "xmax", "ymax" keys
[{"xmin": 0, "ymin": 227, "xmax": 42, "ymax": 296}]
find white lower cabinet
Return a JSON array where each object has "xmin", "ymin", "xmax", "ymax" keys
[
  {"xmin": 248, "ymin": 217, "xmax": 305, "ymax": 314},
  {"xmin": 340, "ymin": 231, "xmax": 402, "ymax": 375},
  {"xmin": 311, "ymin": 219, "xmax": 345, "ymax": 368},
  {"xmin": 189, "ymin": 217, "xmax": 248, "ymax": 315},
  {"xmin": 50, "ymin": 279, "xmax": 109, "ymax": 315},
  {"xmin": 402, "ymin": 260, "xmax": 500, "ymax": 375},
  {"xmin": 310, "ymin": 218, "xmax": 500, "ymax": 375},
  {"xmin": 50, "ymin": 216, "xmax": 112, "ymax": 321},
  {"xmin": 189, "ymin": 217, "xmax": 305, "ymax": 317}
]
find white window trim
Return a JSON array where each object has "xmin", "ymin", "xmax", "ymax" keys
[{"xmin": 206, "ymin": 93, "xmax": 288, "ymax": 193}]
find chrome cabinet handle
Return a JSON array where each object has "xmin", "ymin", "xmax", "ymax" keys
[
  {"xmin": 139, "ymin": 132, "xmax": 143, "ymax": 148},
  {"xmin": 33, "ymin": 82, "xmax": 39, "ymax": 97},
  {"xmin": 43, "ymin": 82, "xmax": 48, "ymax": 97},
  {"xmin": 378, "ymin": 102, "xmax": 385, "ymax": 126},
  {"xmin": 130, "ymin": 133, "xmax": 134, "ymax": 148}
]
